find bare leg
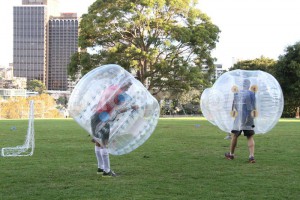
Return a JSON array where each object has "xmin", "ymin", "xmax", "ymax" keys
[
  {"xmin": 230, "ymin": 134, "xmax": 238, "ymax": 155},
  {"xmin": 247, "ymin": 135, "xmax": 255, "ymax": 157}
]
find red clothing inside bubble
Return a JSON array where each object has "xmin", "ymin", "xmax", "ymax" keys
[{"xmin": 95, "ymin": 85, "xmax": 125, "ymax": 114}]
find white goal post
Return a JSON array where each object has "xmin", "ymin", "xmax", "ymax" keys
[{"xmin": 1, "ymin": 100, "xmax": 35, "ymax": 157}]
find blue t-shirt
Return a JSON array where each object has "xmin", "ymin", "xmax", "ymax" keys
[{"xmin": 233, "ymin": 90, "xmax": 256, "ymax": 129}]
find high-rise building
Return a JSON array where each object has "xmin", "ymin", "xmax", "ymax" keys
[
  {"xmin": 202, "ymin": 64, "xmax": 227, "ymax": 80},
  {"xmin": 21, "ymin": 0, "xmax": 59, "ymax": 16},
  {"xmin": 214, "ymin": 64, "xmax": 227, "ymax": 79},
  {"xmin": 13, "ymin": 4, "xmax": 48, "ymax": 83},
  {"xmin": 48, "ymin": 13, "xmax": 78, "ymax": 91},
  {"xmin": 13, "ymin": 0, "xmax": 78, "ymax": 91}
]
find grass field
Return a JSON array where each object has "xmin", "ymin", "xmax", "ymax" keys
[{"xmin": 0, "ymin": 118, "xmax": 299, "ymax": 200}]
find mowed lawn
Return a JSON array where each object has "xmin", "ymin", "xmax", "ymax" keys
[{"xmin": 0, "ymin": 118, "xmax": 299, "ymax": 200}]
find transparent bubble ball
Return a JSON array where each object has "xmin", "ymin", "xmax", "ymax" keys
[
  {"xmin": 200, "ymin": 69, "xmax": 284, "ymax": 134},
  {"xmin": 68, "ymin": 64, "xmax": 160, "ymax": 155}
]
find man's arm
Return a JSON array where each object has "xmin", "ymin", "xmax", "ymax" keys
[
  {"xmin": 230, "ymin": 94, "xmax": 238, "ymax": 118},
  {"xmin": 251, "ymin": 92, "xmax": 257, "ymax": 118},
  {"xmin": 117, "ymin": 105, "xmax": 139, "ymax": 113}
]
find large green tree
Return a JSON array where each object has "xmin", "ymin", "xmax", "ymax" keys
[
  {"xmin": 229, "ymin": 56, "xmax": 276, "ymax": 74},
  {"xmin": 68, "ymin": 0, "xmax": 220, "ymax": 95},
  {"xmin": 274, "ymin": 42, "xmax": 300, "ymax": 117}
]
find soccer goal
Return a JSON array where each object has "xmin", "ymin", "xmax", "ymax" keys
[{"xmin": 1, "ymin": 100, "xmax": 35, "ymax": 157}]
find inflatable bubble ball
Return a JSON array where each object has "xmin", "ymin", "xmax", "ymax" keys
[
  {"xmin": 200, "ymin": 69, "xmax": 284, "ymax": 134},
  {"xmin": 68, "ymin": 64, "xmax": 160, "ymax": 155}
]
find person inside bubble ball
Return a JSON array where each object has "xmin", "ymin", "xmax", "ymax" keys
[
  {"xmin": 90, "ymin": 80, "xmax": 139, "ymax": 177},
  {"xmin": 225, "ymin": 79, "xmax": 257, "ymax": 163}
]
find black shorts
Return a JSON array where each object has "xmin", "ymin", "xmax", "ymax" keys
[
  {"xmin": 95, "ymin": 123, "xmax": 110, "ymax": 141},
  {"xmin": 231, "ymin": 130, "xmax": 255, "ymax": 137},
  {"xmin": 91, "ymin": 112, "xmax": 110, "ymax": 142}
]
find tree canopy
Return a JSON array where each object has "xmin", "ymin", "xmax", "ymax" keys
[
  {"xmin": 0, "ymin": 94, "xmax": 61, "ymax": 119},
  {"xmin": 274, "ymin": 42, "xmax": 300, "ymax": 117},
  {"xmin": 229, "ymin": 56, "xmax": 276, "ymax": 74},
  {"xmin": 27, "ymin": 79, "xmax": 46, "ymax": 94},
  {"xmin": 68, "ymin": 0, "xmax": 220, "ymax": 96},
  {"xmin": 227, "ymin": 44, "xmax": 300, "ymax": 118}
]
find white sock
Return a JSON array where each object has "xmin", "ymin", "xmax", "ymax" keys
[
  {"xmin": 95, "ymin": 146, "xmax": 104, "ymax": 169},
  {"xmin": 101, "ymin": 148, "xmax": 110, "ymax": 173}
]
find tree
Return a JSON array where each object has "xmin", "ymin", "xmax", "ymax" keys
[
  {"xmin": 68, "ymin": 0, "xmax": 220, "ymax": 96},
  {"xmin": 56, "ymin": 95, "xmax": 68, "ymax": 107},
  {"xmin": 229, "ymin": 56, "xmax": 276, "ymax": 74},
  {"xmin": 27, "ymin": 80, "xmax": 46, "ymax": 94},
  {"xmin": 28, "ymin": 94, "xmax": 61, "ymax": 118},
  {"xmin": 273, "ymin": 42, "xmax": 300, "ymax": 117},
  {"xmin": 0, "ymin": 95, "xmax": 62, "ymax": 119}
]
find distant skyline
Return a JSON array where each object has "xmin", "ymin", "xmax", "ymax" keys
[
  {"xmin": 0, "ymin": 0, "xmax": 95, "ymax": 67},
  {"xmin": 1, "ymin": 0, "xmax": 300, "ymax": 68}
]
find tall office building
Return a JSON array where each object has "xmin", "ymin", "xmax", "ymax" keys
[
  {"xmin": 13, "ymin": 3, "xmax": 48, "ymax": 83},
  {"xmin": 13, "ymin": 0, "xmax": 78, "ymax": 91},
  {"xmin": 48, "ymin": 13, "xmax": 78, "ymax": 91}
]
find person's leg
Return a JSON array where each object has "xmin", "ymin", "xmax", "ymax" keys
[
  {"xmin": 225, "ymin": 131, "xmax": 240, "ymax": 159},
  {"xmin": 244, "ymin": 130, "xmax": 255, "ymax": 163},
  {"xmin": 101, "ymin": 141, "xmax": 116, "ymax": 176},
  {"xmin": 100, "ymin": 124, "xmax": 116, "ymax": 176},
  {"xmin": 101, "ymin": 145, "xmax": 111, "ymax": 173},
  {"xmin": 95, "ymin": 142, "xmax": 104, "ymax": 174},
  {"xmin": 92, "ymin": 115, "xmax": 104, "ymax": 174},
  {"xmin": 225, "ymin": 132, "xmax": 239, "ymax": 160},
  {"xmin": 230, "ymin": 134, "xmax": 238, "ymax": 155},
  {"xmin": 247, "ymin": 135, "xmax": 255, "ymax": 158}
]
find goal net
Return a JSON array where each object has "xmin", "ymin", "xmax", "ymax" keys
[{"xmin": 1, "ymin": 100, "xmax": 35, "ymax": 157}]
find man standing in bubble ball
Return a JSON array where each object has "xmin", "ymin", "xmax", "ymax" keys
[
  {"xmin": 90, "ymin": 80, "xmax": 138, "ymax": 177},
  {"xmin": 225, "ymin": 79, "xmax": 257, "ymax": 163}
]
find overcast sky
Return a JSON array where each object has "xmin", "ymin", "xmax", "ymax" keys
[
  {"xmin": 198, "ymin": 0, "xmax": 300, "ymax": 68},
  {"xmin": 1, "ymin": 0, "xmax": 300, "ymax": 69}
]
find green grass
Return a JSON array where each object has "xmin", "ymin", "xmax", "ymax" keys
[{"xmin": 0, "ymin": 118, "xmax": 299, "ymax": 200}]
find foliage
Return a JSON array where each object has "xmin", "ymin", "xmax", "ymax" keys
[
  {"xmin": 158, "ymin": 88, "xmax": 201, "ymax": 115},
  {"xmin": 27, "ymin": 79, "xmax": 46, "ymax": 94},
  {"xmin": 159, "ymin": 89, "xmax": 201, "ymax": 115},
  {"xmin": 56, "ymin": 95, "xmax": 68, "ymax": 107},
  {"xmin": 179, "ymin": 88, "xmax": 201, "ymax": 104},
  {"xmin": 229, "ymin": 56, "xmax": 276, "ymax": 74},
  {"xmin": 0, "ymin": 94, "xmax": 62, "ymax": 119},
  {"xmin": 0, "ymin": 97, "xmax": 27, "ymax": 119},
  {"xmin": 67, "ymin": 52, "xmax": 81, "ymax": 80},
  {"xmin": 273, "ymin": 42, "xmax": 300, "ymax": 117},
  {"xmin": 178, "ymin": 89, "xmax": 201, "ymax": 114},
  {"xmin": 69, "ymin": 0, "xmax": 220, "ymax": 96},
  {"xmin": 0, "ymin": 118, "xmax": 299, "ymax": 199}
]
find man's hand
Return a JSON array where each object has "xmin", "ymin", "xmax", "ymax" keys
[
  {"xmin": 230, "ymin": 110, "xmax": 238, "ymax": 118},
  {"xmin": 118, "ymin": 105, "xmax": 138, "ymax": 113},
  {"xmin": 251, "ymin": 110, "xmax": 258, "ymax": 118}
]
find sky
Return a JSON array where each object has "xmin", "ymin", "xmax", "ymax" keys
[{"xmin": 1, "ymin": 0, "xmax": 300, "ymax": 68}]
